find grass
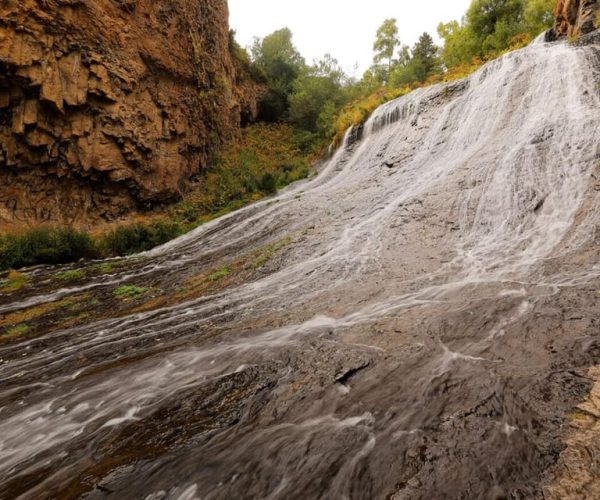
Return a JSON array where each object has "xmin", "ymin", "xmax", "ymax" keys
[
  {"xmin": 92, "ymin": 262, "xmax": 118, "ymax": 274},
  {"xmin": 252, "ymin": 236, "xmax": 292, "ymax": 269},
  {"xmin": 0, "ymin": 294, "xmax": 90, "ymax": 328},
  {"xmin": 113, "ymin": 285, "xmax": 149, "ymax": 300},
  {"xmin": 3, "ymin": 324, "xmax": 30, "ymax": 339},
  {"xmin": 0, "ymin": 227, "xmax": 96, "ymax": 272},
  {"xmin": 54, "ymin": 269, "xmax": 86, "ymax": 281},
  {"xmin": 101, "ymin": 222, "xmax": 183, "ymax": 256},
  {"xmin": 0, "ymin": 270, "xmax": 28, "ymax": 292},
  {"xmin": 208, "ymin": 266, "xmax": 230, "ymax": 282}
]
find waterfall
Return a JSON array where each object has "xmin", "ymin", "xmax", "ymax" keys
[{"xmin": 0, "ymin": 38, "xmax": 599, "ymax": 499}]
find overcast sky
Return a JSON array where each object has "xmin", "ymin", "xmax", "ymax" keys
[{"xmin": 228, "ymin": 0, "xmax": 472, "ymax": 76}]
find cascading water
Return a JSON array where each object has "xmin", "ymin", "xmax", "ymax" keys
[{"xmin": 0, "ymin": 36, "xmax": 599, "ymax": 499}]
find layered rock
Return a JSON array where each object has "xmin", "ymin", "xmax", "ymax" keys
[
  {"xmin": 0, "ymin": 0, "xmax": 262, "ymax": 227},
  {"xmin": 552, "ymin": 0, "xmax": 600, "ymax": 39}
]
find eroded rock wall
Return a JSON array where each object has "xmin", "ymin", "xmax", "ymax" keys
[
  {"xmin": 552, "ymin": 0, "xmax": 600, "ymax": 38},
  {"xmin": 0, "ymin": 0, "xmax": 261, "ymax": 227}
]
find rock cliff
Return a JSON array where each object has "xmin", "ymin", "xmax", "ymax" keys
[
  {"xmin": 552, "ymin": 0, "xmax": 600, "ymax": 38},
  {"xmin": 0, "ymin": 0, "xmax": 262, "ymax": 227}
]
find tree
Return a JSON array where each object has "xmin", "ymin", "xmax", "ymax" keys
[
  {"xmin": 411, "ymin": 32, "xmax": 441, "ymax": 81},
  {"xmin": 397, "ymin": 45, "xmax": 412, "ymax": 67},
  {"xmin": 523, "ymin": 0, "xmax": 555, "ymax": 35},
  {"xmin": 466, "ymin": 0, "xmax": 525, "ymax": 52},
  {"xmin": 437, "ymin": 20, "xmax": 480, "ymax": 68},
  {"xmin": 373, "ymin": 18, "xmax": 400, "ymax": 81},
  {"xmin": 437, "ymin": 0, "xmax": 552, "ymax": 70},
  {"xmin": 250, "ymin": 28, "xmax": 306, "ymax": 122},
  {"xmin": 289, "ymin": 55, "xmax": 348, "ymax": 135}
]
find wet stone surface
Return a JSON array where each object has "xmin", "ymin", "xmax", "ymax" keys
[{"xmin": 1, "ymin": 38, "xmax": 600, "ymax": 499}]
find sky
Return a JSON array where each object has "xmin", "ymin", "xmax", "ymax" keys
[{"xmin": 228, "ymin": 0, "xmax": 472, "ymax": 77}]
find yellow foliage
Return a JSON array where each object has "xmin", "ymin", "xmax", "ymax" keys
[{"xmin": 332, "ymin": 32, "xmax": 536, "ymax": 146}]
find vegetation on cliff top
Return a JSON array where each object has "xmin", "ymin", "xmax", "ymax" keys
[{"xmin": 246, "ymin": 0, "xmax": 556, "ymax": 147}]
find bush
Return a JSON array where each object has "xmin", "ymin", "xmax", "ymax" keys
[
  {"xmin": 0, "ymin": 228, "xmax": 96, "ymax": 271},
  {"xmin": 258, "ymin": 172, "xmax": 278, "ymax": 194},
  {"xmin": 101, "ymin": 221, "xmax": 183, "ymax": 256}
]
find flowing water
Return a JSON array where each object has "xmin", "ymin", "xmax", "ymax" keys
[{"xmin": 1, "ymin": 37, "xmax": 600, "ymax": 499}]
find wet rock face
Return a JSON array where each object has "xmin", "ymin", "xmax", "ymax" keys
[
  {"xmin": 552, "ymin": 0, "xmax": 600, "ymax": 39},
  {"xmin": 0, "ymin": 0, "xmax": 259, "ymax": 226}
]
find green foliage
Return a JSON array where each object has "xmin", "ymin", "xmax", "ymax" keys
[
  {"xmin": 251, "ymin": 28, "xmax": 305, "ymax": 122},
  {"xmin": 179, "ymin": 124, "xmax": 311, "ymax": 216},
  {"xmin": 92, "ymin": 262, "xmax": 118, "ymax": 274},
  {"xmin": 390, "ymin": 32, "xmax": 441, "ymax": 86},
  {"xmin": 411, "ymin": 32, "xmax": 442, "ymax": 81},
  {"xmin": 113, "ymin": 285, "xmax": 148, "ymax": 300},
  {"xmin": 466, "ymin": 0, "xmax": 525, "ymax": 53},
  {"xmin": 524, "ymin": 0, "xmax": 556, "ymax": 34},
  {"xmin": 289, "ymin": 55, "xmax": 350, "ymax": 135},
  {"xmin": 373, "ymin": 18, "xmax": 400, "ymax": 79},
  {"xmin": 54, "ymin": 269, "xmax": 86, "ymax": 281},
  {"xmin": 208, "ymin": 266, "xmax": 230, "ymax": 282},
  {"xmin": 101, "ymin": 221, "xmax": 183, "ymax": 256},
  {"xmin": 0, "ymin": 227, "xmax": 96, "ymax": 272},
  {"xmin": 437, "ymin": 21, "xmax": 480, "ymax": 68},
  {"xmin": 438, "ymin": 0, "xmax": 555, "ymax": 69}
]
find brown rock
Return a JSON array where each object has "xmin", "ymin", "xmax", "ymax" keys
[
  {"xmin": 0, "ymin": 0, "xmax": 265, "ymax": 228},
  {"xmin": 552, "ymin": 0, "xmax": 600, "ymax": 39}
]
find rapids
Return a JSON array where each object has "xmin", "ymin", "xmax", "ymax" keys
[{"xmin": 0, "ymin": 36, "xmax": 599, "ymax": 499}]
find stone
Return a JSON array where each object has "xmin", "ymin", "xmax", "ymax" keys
[
  {"xmin": 0, "ymin": 0, "xmax": 265, "ymax": 228},
  {"xmin": 551, "ymin": 0, "xmax": 600, "ymax": 39}
]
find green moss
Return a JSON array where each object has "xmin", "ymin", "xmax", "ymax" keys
[
  {"xmin": 4, "ymin": 324, "xmax": 30, "ymax": 339},
  {"xmin": 54, "ymin": 269, "xmax": 86, "ymax": 281},
  {"xmin": 252, "ymin": 236, "xmax": 292, "ymax": 269},
  {"xmin": 208, "ymin": 266, "xmax": 230, "ymax": 282},
  {"xmin": 113, "ymin": 285, "xmax": 149, "ymax": 300},
  {"xmin": 0, "ymin": 270, "xmax": 28, "ymax": 292},
  {"xmin": 92, "ymin": 262, "xmax": 117, "ymax": 274}
]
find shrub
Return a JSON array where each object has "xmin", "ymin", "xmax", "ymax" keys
[
  {"xmin": 208, "ymin": 266, "xmax": 230, "ymax": 282},
  {"xmin": 101, "ymin": 221, "xmax": 183, "ymax": 256},
  {"xmin": 258, "ymin": 172, "xmax": 278, "ymax": 194},
  {"xmin": 0, "ymin": 227, "xmax": 96, "ymax": 271}
]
